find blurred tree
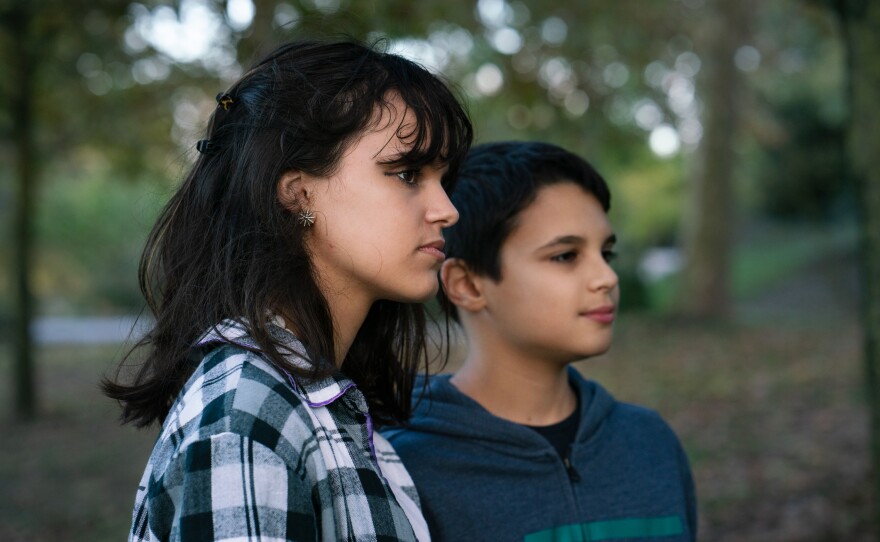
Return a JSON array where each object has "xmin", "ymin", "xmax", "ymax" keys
[
  {"xmin": 836, "ymin": 0, "xmax": 880, "ymax": 522},
  {"xmin": 0, "ymin": 0, "xmax": 185, "ymax": 419},
  {"xmin": 746, "ymin": 2, "xmax": 849, "ymax": 222},
  {"xmin": 3, "ymin": 0, "xmax": 38, "ymax": 419},
  {"xmin": 680, "ymin": 0, "xmax": 751, "ymax": 318}
]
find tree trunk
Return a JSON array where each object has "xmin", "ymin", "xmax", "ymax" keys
[
  {"xmin": 237, "ymin": 0, "xmax": 280, "ymax": 66},
  {"xmin": 839, "ymin": 0, "xmax": 880, "ymax": 525},
  {"xmin": 10, "ymin": 2, "xmax": 37, "ymax": 420},
  {"xmin": 680, "ymin": 0, "xmax": 747, "ymax": 318}
]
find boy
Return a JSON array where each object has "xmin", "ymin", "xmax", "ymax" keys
[{"xmin": 383, "ymin": 141, "xmax": 697, "ymax": 541}]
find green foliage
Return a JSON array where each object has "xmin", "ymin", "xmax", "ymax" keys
[
  {"xmin": 615, "ymin": 264, "xmax": 651, "ymax": 313},
  {"xmin": 755, "ymin": 95, "xmax": 849, "ymax": 220},
  {"xmin": 609, "ymin": 153, "xmax": 685, "ymax": 247},
  {"xmin": 34, "ymin": 167, "xmax": 167, "ymax": 314},
  {"xmin": 742, "ymin": 0, "xmax": 849, "ymax": 221},
  {"xmin": 0, "ymin": 1, "xmax": 182, "ymax": 176},
  {"xmin": 0, "ymin": 0, "xmax": 853, "ymax": 317}
]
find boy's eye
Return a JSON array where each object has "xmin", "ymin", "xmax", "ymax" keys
[
  {"xmin": 551, "ymin": 251, "xmax": 578, "ymax": 263},
  {"xmin": 602, "ymin": 249, "xmax": 618, "ymax": 263},
  {"xmin": 386, "ymin": 169, "xmax": 420, "ymax": 185}
]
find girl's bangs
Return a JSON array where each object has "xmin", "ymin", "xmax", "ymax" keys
[{"xmin": 391, "ymin": 79, "xmax": 471, "ymax": 192}]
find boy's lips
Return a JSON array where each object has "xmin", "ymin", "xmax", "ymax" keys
[{"xmin": 581, "ymin": 305, "xmax": 616, "ymax": 324}]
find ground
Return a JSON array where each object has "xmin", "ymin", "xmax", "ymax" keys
[{"xmin": 0, "ymin": 250, "xmax": 872, "ymax": 541}]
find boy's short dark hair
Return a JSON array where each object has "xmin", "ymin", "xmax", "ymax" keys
[{"xmin": 440, "ymin": 141, "xmax": 611, "ymax": 319}]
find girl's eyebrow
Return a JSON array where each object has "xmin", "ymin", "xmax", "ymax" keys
[
  {"xmin": 376, "ymin": 151, "xmax": 447, "ymax": 170},
  {"xmin": 375, "ymin": 149, "xmax": 412, "ymax": 165},
  {"xmin": 375, "ymin": 152, "xmax": 410, "ymax": 165}
]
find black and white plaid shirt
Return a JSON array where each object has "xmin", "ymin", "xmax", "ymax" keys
[{"xmin": 129, "ymin": 319, "xmax": 429, "ymax": 541}]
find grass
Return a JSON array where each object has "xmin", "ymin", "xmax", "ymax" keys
[{"xmin": 0, "ymin": 344, "xmax": 156, "ymax": 542}]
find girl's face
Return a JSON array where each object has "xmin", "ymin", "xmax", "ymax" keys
[{"xmin": 300, "ymin": 96, "xmax": 459, "ymax": 310}]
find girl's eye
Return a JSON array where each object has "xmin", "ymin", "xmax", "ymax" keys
[
  {"xmin": 602, "ymin": 250, "xmax": 618, "ymax": 263},
  {"xmin": 551, "ymin": 251, "xmax": 578, "ymax": 263},
  {"xmin": 386, "ymin": 169, "xmax": 420, "ymax": 185}
]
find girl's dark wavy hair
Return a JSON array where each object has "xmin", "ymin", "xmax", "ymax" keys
[{"xmin": 102, "ymin": 39, "xmax": 473, "ymax": 428}]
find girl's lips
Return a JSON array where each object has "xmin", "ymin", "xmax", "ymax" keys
[
  {"xmin": 418, "ymin": 246, "xmax": 446, "ymax": 261},
  {"xmin": 419, "ymin": 239, "xmax": 446, "ymax": 261}
]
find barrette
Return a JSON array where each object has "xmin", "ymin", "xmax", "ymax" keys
[
  {"xmin": 196, "ymin": 139, "xmax": 214, "ymax": 154},
  {"xmin": 216, "ymin": 92, "xmax": 234, "ymax": 111}
]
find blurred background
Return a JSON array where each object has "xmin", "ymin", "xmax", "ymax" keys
[{"xmin": 1, "ymin": 0, "xmax": 877, "ymax": 540}]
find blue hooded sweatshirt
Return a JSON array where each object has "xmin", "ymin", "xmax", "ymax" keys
[{"xmin": 383, "ymin": 369, "xmax": 697, "ymax": 542}]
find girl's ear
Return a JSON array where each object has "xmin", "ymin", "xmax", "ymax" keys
[
  {"xmin": 276, "ymin": 170, "xmax": 307, "ymax": 212},
  {"xmin": 440, "ymin": 258, "xmax": 487, "ymax": 313}
]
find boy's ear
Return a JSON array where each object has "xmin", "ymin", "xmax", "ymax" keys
[
  {"xmin": 440, "ymin": 258, "xmax": 487, "ymax": 313},
  {"xmin": 276, "ymin": 170, "xmax": 307, "ymax": 212}
]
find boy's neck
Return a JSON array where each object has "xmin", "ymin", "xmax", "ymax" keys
[{"xmin": 451, "ymin": 347, "xmax": 577, "ymax": 426}]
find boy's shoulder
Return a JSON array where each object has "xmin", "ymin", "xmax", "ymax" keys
[
  {"xmin": 588, "ymin": 396, "xmax": 687, "ymax": 468},
  {"xmin": 567, "ymin": 370, "xmax": 682, "ymax": 447},
  {"xmin": 604, "ymin": 398, "xmax": 682, "ymax": 447}
]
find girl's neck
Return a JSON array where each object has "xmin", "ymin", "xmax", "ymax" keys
[
  {"xmin": 280, "ymin": 288, "xmax": 372, "ymax": 368},
  {"xmin": 323, "ymin": 288, "xmax": 373, "ymax": 368}
]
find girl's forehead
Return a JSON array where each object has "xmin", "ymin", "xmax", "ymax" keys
[
  {"xmin": 366, "ymin": 92, "xmax": 410, "ymax": 129},
  {"xmin": 369, "ymin": 105, "xmax": 443, "ymax": 163},
  {"xmin": 357, "ymin": 96, "xmax": 414, "ymax": 148}
]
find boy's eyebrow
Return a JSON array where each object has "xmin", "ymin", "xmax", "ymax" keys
[
  {"xmin": 539, "ymin": 235, "xmax": 586, "ymax": 249},
  {"xmin": 538, "ymin": 233, "xmax": 617, "ymax": 250}
]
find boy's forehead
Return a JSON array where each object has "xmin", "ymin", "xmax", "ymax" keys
[{"xmin": 507, "ymin": 182, "xmax": 613, "ymax": 246}]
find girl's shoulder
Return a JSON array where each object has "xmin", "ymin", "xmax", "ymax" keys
[{"xmin": 155, "ymin": 343, "xmax": 309, "ymax": 461}]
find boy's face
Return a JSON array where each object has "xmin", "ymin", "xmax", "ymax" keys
[{"xmin": 478, "ymin": 182, "xmax": 619, "ymax": 363}]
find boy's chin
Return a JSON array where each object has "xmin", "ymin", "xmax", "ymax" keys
[{"xmin": 571, "ymin": 342, "xmax": 613, "ymax": 361}]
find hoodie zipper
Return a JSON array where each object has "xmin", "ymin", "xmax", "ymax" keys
[{"xmin": 563, "ymin": 448, "xmax": 581, "ymax": 482}]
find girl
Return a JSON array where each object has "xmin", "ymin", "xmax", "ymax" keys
[{"xmin": 103, "ymin": 39, "xmax": 472, "ymax": 541}]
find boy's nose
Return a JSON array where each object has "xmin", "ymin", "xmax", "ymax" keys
[{"xmin": 591, "ymin": 260, "xmax": 619, "ymax": 293}]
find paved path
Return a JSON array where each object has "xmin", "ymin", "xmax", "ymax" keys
[
  {"xmin": 30, "ymin": 316, "xmax": 460, "ymax": 346},
  {"xmin": 31, "ymin": 316, "xmax": 152, "ymax": 345}
]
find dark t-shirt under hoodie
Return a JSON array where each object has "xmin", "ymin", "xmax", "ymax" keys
[{"xmin": 383, "ymin": 368, "xmax": 697, "ymax": 542}]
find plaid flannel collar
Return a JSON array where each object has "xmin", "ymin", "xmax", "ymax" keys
[{"xmin": 196, "ymin": 318, "xmax": 358, "ymax": 409}]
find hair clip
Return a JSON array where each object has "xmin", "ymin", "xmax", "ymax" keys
[
  {"xmin": 196, "ymin": 139, "xmax": 214, "ymax": 155},
  {"xmin": 216, "ymin": 92, "xmax": 234, "ymax": 111}
]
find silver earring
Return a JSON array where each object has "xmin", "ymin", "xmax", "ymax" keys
[{"xmin": 297, "ymin": 209, "xmax": 315, "ymax": 227}]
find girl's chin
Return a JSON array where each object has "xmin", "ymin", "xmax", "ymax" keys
[{"xmin": 387, "ymin": 283, "xmax": 439, "ymax": 304}]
